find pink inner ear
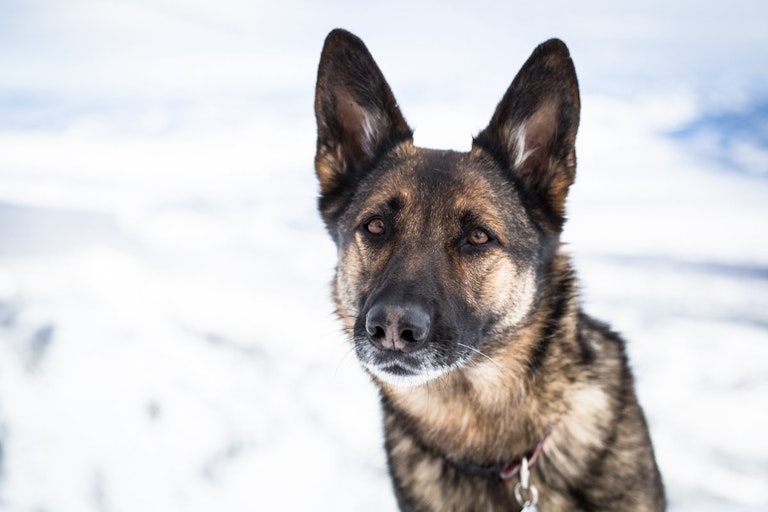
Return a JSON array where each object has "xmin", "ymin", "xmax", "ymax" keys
[
  {"xmin": 514, "ymin": 101, "xmax": 557, "ymax": 173},
  {"xmin": 335, "ymin": 89, "xmax": 379, "ymax": 165}
]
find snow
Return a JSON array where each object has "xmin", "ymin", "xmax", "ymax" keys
[{"xmin": 1, "ymin": 1, "xmax": 767, "ymax": 510}]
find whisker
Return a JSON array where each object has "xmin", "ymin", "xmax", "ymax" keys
[
  {"xmin": 333, "ymin": 344, "xmax": 359, "ymax": 381},
  {"xmin": 456, "ymin": 342, "xmax": 502, "ymax": 370}
]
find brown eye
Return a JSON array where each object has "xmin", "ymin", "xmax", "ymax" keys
[
  {"xmin": 366, "ymin": 217, "xmax": 386, "ymax": 236},
  {"xmin": 468, "ymin": 228, "xmax": 490, "ymax": 246}
]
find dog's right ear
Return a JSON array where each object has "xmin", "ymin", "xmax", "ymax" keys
[{"xmin": 314, "ymin": 29, "xmax": 412, "ymax": 198}]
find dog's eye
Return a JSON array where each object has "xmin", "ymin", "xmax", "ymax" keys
[
  {"xmin": 365, "ymin": 217, "xmax": 386, "ymax": 236},
  {"xmin": 468, "ymin": 228, "xmax": 491, "ymax": 246}
]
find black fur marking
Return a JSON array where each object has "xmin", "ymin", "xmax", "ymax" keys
[
  {"xmin": 567, "ymin": 485, "xmax": 601, "ymax": 512},
  {"xmin": 386, "ymin": 195, "xmax": 404, "ymax": 213},
  {"xmin": 575, "ymin": 313, "xmax": 599, "ymax": 366},
  {"xmin": 450, "ymin": 459, "xmax": 510, "ymax": 482},
  {"xmin": 528, "ymin": 269, "xmax": 573, "ymax": 374}
]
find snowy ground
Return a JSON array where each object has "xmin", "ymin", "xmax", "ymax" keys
[{"xmin": 1, "ymin": 1, "xmax": 767, "ymax": 511}]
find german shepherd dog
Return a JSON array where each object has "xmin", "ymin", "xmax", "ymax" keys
[{"xmin": 313, "ymin": 29, "xmax": 665, "ymax": 511}]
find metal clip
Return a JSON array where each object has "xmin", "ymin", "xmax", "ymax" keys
[{"xmin": 514, "ymin": 457, "xmax": 539, "ymax": 512}]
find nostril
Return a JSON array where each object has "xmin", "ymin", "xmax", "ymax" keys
[
  {"xmin": 401, "ymin": 329, "xmax": 416, "ymax": 344},
  {"xmin": 402, "ymin": 311, "xmax": 429, "ymax": 344},
  {"xmin": 365, "ymin": 308, "xmax": 387, "ymax": 341}
]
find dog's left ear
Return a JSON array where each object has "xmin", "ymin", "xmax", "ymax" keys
[
  {"xmin": 314, "ymin": 29, "xmax": 412, "ymax": 198},
  {"xmin": 473, "ymin": 39, "xmax": 580, "ymax": 229}
]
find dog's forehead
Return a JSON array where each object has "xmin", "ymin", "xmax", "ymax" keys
[{"xmin": 365, "ymin": 147, "xmax": 510, "ymax": 220}]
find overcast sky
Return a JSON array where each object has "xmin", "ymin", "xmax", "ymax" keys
[{"xmin": 2, "ymin": 1, "xmax": 767, "ymax": 122}]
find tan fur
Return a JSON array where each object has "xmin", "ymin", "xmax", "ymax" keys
[{"xmin": 380, "ymin": 252, "xmax": 574, "ymax": 463}]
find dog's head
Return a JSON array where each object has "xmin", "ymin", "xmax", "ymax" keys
[{"xmin": 314, "ymin": 29, "xmax": 580, "ymax": 386}]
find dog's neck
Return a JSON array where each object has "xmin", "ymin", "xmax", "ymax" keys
[{"xmin": 379, "ymin": 251, "xmax": 589, "ymax": 465}]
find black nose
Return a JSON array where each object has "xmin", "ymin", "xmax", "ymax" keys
[{"xmin": 365, "ymin": 303, "xmax": 430, "ymax": 352}]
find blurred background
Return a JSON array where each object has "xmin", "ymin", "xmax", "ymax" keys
[{"xmin": 1, "ymin": 1, "xmax": 767, "ymax": 510}]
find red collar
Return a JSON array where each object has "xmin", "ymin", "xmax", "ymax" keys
[{"xmin": 498, "ymin": 437, "xmax": 546, "ymax": 480}]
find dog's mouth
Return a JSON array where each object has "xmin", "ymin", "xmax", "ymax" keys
[
  {"xmin": 380, "ymin": 362, "xmax": 414, "ymax": 376},
  {"xmin": 354, "ymin": 336, "xmax": 470, "ymax": 387},
  {"xmin": 362, "ymin": 358, "xmax": 457, "ymax": 387}
]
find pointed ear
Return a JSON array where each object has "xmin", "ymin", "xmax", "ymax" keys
[
  {"xmin": 473, "ymin": 39, "xmax": 580, "ymax": 229},
  {"xmin": 314, "ymin": 29, "xmax": 412, "ymax": 197}
]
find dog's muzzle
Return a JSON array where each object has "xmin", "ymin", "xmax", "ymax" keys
[{"xmin": 356, "ymin": 302, "xmax": 447, "ymax": 386}]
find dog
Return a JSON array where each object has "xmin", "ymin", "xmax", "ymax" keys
[{"xmin": 313, "ymin": 28, "xmax": 665, "ymax": 511}]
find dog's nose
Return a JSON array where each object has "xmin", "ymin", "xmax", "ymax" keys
[{"xmin": 365, "ymin": 303, "xmax": 430, "ymax": 352}]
